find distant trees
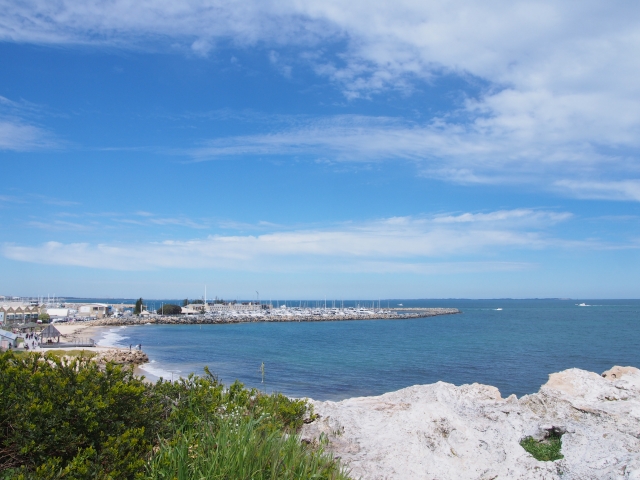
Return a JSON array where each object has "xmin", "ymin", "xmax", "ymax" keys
[
  {"xmin": 134, "ymin": 298, "xmax": 143, "ymax": 315},
  {"xmin": 157, "ymin": 304, "xmax": 182, "ymax": 315},
  {"xmin": 38, "ymin": 313, "xmax": 50, "ymax": 323},
  {"xmin": 183, "ymin": 299, "xmax": 204, "ymax": 306}
]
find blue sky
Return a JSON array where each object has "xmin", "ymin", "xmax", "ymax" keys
[{"xmin": 1, "ymin": 1, "xmax": 639, "ymax": 299}]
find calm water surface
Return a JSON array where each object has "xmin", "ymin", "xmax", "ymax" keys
[{"xmin": 96, "ymin": 299, "xmax": 640, "ymax": 400}]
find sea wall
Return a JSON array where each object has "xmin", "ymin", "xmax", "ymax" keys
[
  {"xmin": 84, "ymin": 308, "xmax": 460, "ymax": 327},
  {"xmin": 301, "ymin": 366, "xmax": 640, "ymax": 479}
]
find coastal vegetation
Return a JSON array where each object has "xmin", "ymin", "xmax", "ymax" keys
[
  {"xmin": 182, "ymin": 299, "xmax": 204, "ymax": 306},
  {"xmin": 134, "ymin": 298, "xmax": 144, "ymax": 315},
  {"xmin": 520, "ymin": 433, "xmax": 564, "ymax": 461},
  {"xmin": 0, "ymin": 351, "xmax": 348, "ymax": 479},
  {"xmin": 156, "ymin": 304, "xmax": 182, "ymax": 315}
]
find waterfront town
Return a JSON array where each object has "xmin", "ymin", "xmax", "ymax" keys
[{"xmin": 0, "ymin": 295, "xmax": 459, "ymax": 351}]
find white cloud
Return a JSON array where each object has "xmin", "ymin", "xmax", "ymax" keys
[
  {"xmin": 25, "ymin": 210, "xmax": 213, "ymax": 231},
  {"xmin": 432, "ymin": 209, "xmax": 571, "ymax": 225},
  {"xmin": 2, "ymin": 209, "xmax": 586, "ymax": 271},
  {"xmin": 0, "ymin": 96, "xmax": 56, "ymax": 150},
  {"xmin": 0, "ymin": 120, "xmax": 52, "ymax": 151},
  {"xmin": 555, "ymin": 180, "xmax": 640, "ymax": 202},
  {"xmin": 187, "ymin": 114, "xmax": 634, "ymax": 190},
  {"xmin": 2, "ymin": 1, "xmax": 640, "ymax": 193}
]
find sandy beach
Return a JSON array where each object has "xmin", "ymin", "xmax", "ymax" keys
[
  {"xmin": 39, "ymin": 323, "xmax": 151, "ymax": 379},
  {"xmin": 43, "ymin": 323, "xmax": 121, "ymax": 354}
]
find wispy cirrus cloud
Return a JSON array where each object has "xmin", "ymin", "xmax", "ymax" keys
[
  {"xmin": 187, "ymin": 114, "xmax": 637, "ymax": 194},
  {"xmin": 27, "ymin": 220, "xmax": 95, "ymax": 232},
  {"xmin": 2, "ymin": 209, "xmax": 618, "ymax": 272},
  {"xmin": 26, "ymin": 210, "xmax": 214, "ymax": 232},
  {"xmin": 554, "ymin": 180, "xmax": 640, "ymax": 202},
  {"xmin": 0, "ymin": 120, "xmax": 53, "ymax": 151},
  {"xmin": 0, "ymin": 96, "xmax": 56, "ymax": 151},
  {"xmin": 3, "ymin": 2, "xmax": 640, "ymax": 196}
]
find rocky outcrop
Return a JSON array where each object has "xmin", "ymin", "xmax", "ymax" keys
[
  {"xmin": 301, "ymin": 366, "xmax": 640, "ymax": 479},
  {"xmin": 92, "ymin": 349, "xmax": 149, "ymax": 365}
]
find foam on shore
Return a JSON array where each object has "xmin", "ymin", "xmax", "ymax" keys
[
  {"xmin": 138, "ymin": 360, "xmax": 182, "ymax": 382},
  {"xmin": 96, "ymin": 326, "xmax": 130, "ymax": 348}
]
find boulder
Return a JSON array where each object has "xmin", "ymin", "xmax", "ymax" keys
[
  {"xmin": 92, "ymin": 349, "xmax": 149, "ymax": 366},
  {"xmin": 301, "ymin": 366, "xmax": 640, "ymax": 479}
]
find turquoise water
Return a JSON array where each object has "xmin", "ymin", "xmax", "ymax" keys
[{"xmin": 96, "ymin": 299, "xmax": 640, "ymax": 400}]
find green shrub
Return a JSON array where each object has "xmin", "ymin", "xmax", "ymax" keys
[
  {"xmin": 0, "ymin": 353, "xmax": 348, "ymax": 479},
  {"xmin": 0, "ymin": 351, "xmax": 163, "ymax": 479},
  {"xmin": 520, "ymin": 433, "xmax": 564, "ymax": 461}
]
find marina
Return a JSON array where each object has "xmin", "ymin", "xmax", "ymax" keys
[{"xmin": 88, "ymin": 305, "xmax": 461, "ymax": 326}]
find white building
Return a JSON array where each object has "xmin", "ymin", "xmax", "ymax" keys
[
  {"xmin": 47, "ymin": 308, "xmax": 77, "ymax": 319},
  {"xmin": 208, "ymin": 302, "xmax": 268, "ymax": 312},
  {"xmin": 78, "ymin": 303, "xmax": 111, "ymax": 318}
]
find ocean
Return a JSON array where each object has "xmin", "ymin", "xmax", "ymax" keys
[{"xmin": 95, "ymin": 299, "xmax": 640, "ymax": 401}]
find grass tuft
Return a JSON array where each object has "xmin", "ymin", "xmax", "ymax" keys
[
  {"xmin": 147, "ymin": 415, "xmax": 349, "ymax": 479},
  {"xmin": 520, "ymin": 433, "xmax": 564, "ymax": 461},
  {"xmin": 43, "ymin": 349, "xmax": 97, "ymax": 359}
]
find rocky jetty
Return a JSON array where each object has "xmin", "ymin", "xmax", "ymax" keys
[
  {"xmin": 91, "ymin": 349, "xmax": 149, "ymax": 366},
  {"xmin": 85, "ymin": 308, "xmax": 460, "ymax": 327},
  {"xmin": 301, "ymin": 366, "xmax": 640, "ymax": 479}
]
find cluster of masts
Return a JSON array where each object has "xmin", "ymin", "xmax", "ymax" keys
[
  {"xmin": 0, "ymin": 295, "xmax": 64, "ymax": 307},
  {"xmin": 200, "ymin": 286, "xmax": 391, "ymax": 311}
]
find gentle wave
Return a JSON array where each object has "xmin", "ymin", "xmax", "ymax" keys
[
  {"xmin": 139, "ymin": 360, "xmax": 182, "ymax": 381},
  {"xmin": 97, "ymin": 327, "xmax": 129, "ymax": 347}
]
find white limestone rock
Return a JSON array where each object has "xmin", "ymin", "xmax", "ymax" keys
[
  {"xmin": 92, "ymin": 348, "xmax": 149, "ymax": 365},
  {"xmin": 301, "ymin": 366, "xmax": 640, "ymax": 479}
]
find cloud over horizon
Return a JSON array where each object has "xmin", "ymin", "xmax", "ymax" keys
[{"xmin": 2, "ymin": 209, "xmax": 612, "ymax": 273}]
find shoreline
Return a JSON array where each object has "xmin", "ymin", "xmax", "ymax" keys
[
  {"xmin": 44, "ymin": 310, "xmax": 459, "ymax": 382},
  {"xmin": 30, "ymin": 324, "xmax": 150, "ymax": 373},
  {"xmin": 54, "ymin": 324, "xmax": 161, "ymax": 382}
]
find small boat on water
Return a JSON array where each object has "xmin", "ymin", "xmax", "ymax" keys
[
  {"xmin": 578, "ymin": 303, "xmax": 589, "ymax": 307},
  {"xmin": 494, "ymin": 308, "xmax": 502, "ymax": 311}
]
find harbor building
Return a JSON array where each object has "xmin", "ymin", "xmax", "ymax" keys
[
  {"xmin": 78, "ymin": 303, "xmax": 111, "ymax": 318},
  {"xmin": 208, "ymin": 302, "xmax": 269, "ymax": 312},
  {"xmin": 0, "ymin": 330, "xmax": 19, "ymax": 349},
  {"xmin": 46, "ymin": 307, "xmax": 78, "ymax": 319},
  {"xmin": 0, "ymin": 303, "xmax": 40, "ymax": 326}
]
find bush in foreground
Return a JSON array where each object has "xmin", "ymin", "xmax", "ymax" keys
[
  {"xmin": 0, "ymin": 351, "xmax": 161, "ymax": 479},
  {"xmin": 0, "ymin": 351, "xmax": 349, "ymax": 480}
]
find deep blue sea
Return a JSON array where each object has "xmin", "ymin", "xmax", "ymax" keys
[{"xmin": 94, "ymin": 299, "xmax": 640, "ymax": 401}]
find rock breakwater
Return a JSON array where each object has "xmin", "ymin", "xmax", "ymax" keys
[
  {"xmin": 85, "ymin": 308, "xmax": 460, "ymax": 327},
  {"xmin": 92, "ymin": 349, "xmax": 149, "ymax": 365},
  {"xmin": 301, "ymin": 366, "xmax": 640, "ymax": 479}
]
